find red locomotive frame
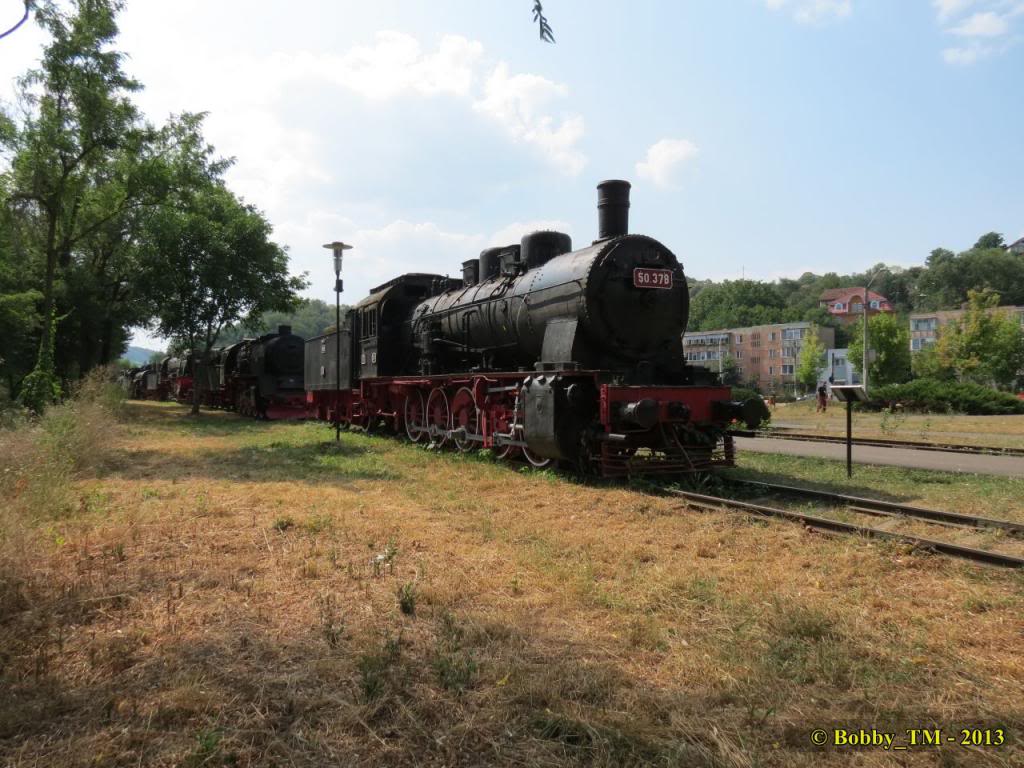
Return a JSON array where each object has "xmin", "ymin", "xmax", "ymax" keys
[{"xmin": 308, "ymin": 371, "xmax": 734, "ymax": 476}]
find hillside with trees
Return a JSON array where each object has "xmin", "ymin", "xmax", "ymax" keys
[{"xmin": 687, "ymin": 233, "xmax": 1023, "ymax": 348}]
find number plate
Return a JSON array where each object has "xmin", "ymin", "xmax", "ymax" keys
[{"xmin": 633, "ymin": 268, "xmax": 673, "ymax": 289}]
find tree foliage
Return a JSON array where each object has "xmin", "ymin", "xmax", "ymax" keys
[
  {"xmin": 0, "ymin": 1, "xmax": 304, "ymax": 412},
  {"xmin": 933, "ymin": 290, "xmax": 1024, "ymax": 388},
  {"xmin": 796, "ymin": 326, "xmax": 824, "ymax": 391},
  {"xmin": 137, "ymin": 179, "xmax": 307, "ymax": 411},
  {"xmin": 847, "ymin": 312, "xmax": 911, "ymax": 388}
]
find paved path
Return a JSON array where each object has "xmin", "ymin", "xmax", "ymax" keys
[{"xmin": 734, "ymin": 437, "xmax": 1024, "ymax": 477}]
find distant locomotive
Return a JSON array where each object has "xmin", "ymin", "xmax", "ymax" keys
[
  {"xmin": 306, "ymin": 180, "xmax": 763, "ymax": 476},
  {"xmin": 197, "ymin": 326, "xmax": 307, "ymax": 419},
  {"xmin": 124, "ymin": 326, "xmax": 307, "ymax": 420}
]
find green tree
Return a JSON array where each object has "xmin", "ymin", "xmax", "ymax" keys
[
  {"xmin": 2, "ymin": 0, "xmax": 159, "ymax": 409},
  {"xmin": 910, "ymin": 343, "xmax": 954, "ymax": 381},
  {"xmin": 796, "ymin": 326, "xmax": 825, "ymax": 391},
  {"xmin": 719, "ymin": 353, "xmax": 740, "ymax": 386},
  {"xmin": 138, "ymin": 182, "xmax": 307, "ymax": 413},
  {"xmin": 688, "ymin": 280, "xmax": 787, "ymax": 331},
  {"xmin": 217, "ymin": 298, "xmax": 345, "ymax": 346},
  {"xmin": 916, "ymin": 235, "xmax": 1024, "ymax": 310},
  {"xmin": 934, "ymin": 290, "xmax": 1024, "ymax": 388},
  {"xmin": 848, "ymin": 312, "xmax": 911, "ymax": 388}
]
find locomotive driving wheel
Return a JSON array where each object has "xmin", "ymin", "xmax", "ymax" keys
[
  {"xmin": 426, "ymin": 387, "xmax": 450, "ymax": 448},
  {"xmin": 403, "ymin": 390, "xmax": 427, "ymax": 443},
  {"xmin": 450, "ymin": 387, "xmax": 479, "ymax": 452}
]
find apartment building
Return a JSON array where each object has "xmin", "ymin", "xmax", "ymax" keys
[
  {"xmin": 683, "ymin": 321, "xmax": 836, "ymax": 392},
  {"xmin": 909, "ymin": 305, "xmax": 1024, "ymax": 351}
]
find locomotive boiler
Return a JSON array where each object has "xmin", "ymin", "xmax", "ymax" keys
[
  {"xmin": 412, "ymin": 182, "xmax": 689, "ymax": 383},
  {"xmin": 306, "ymin": 180, "xmax": 762, "ymax": 476}
]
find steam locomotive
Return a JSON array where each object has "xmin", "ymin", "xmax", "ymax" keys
[
  {"xmin": 198, "ymin": 327, "xmax": 307, "ymax": 419},
  {"xmin": 306, "ymin": 180, "xmax": 762, "ymax": 476},
  {"xmin": 124, "ymin": 327, "xmax": 307, "ymax": 420}
]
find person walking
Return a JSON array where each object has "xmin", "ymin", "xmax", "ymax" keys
[{"xmin": 816, "ymin": 382, "xmax": 828, "ymax": 413}]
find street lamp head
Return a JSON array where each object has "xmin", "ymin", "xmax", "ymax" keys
[{"xmin": 323, "ymin": 241, "xmax": 353, "ymax": 276}]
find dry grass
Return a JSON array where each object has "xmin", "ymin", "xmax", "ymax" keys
[
  {"xmin": 1, "ymin": 400, "xmax": 1022, "ymax": 767},
  {"xmin": 771, "ymin": 399, "xmax": 1024, "ymax": 449}
]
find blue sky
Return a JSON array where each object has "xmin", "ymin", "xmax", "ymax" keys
[{"xmin": 1, "ymin": 1, "xmax": 1022, "ymax": 347}]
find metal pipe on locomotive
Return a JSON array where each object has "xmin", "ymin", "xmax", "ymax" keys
[{"xmin": 306, "ymin": 180, "xmax": 765, "ymax": 476}]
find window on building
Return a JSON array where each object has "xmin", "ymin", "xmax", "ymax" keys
[
  {"xmin": 852, "ymin": 303, "xmax": 864, "ymax": 314},
  {"xmin": 734, "ymin": 350, "xmax": 743, "ymax": 359},
  {"xmin": 769, "ymin": 332, "xmax": 776, "ymax": 341},
  {"xmin": 911, "ymin": 338, "xmax": 922, "ymax": 351},
  {"xmin": 768, "ymin": 348, "xmax": 777, "ymax": 359},
  {"xmin": 752, "ymin": 339, "xmax": 761, "ymax": 348},
  {"xmin": 735, "ymin": 334, "xmax": 744, "ymax": 343},
  {"xmin": 782, "ymin": 364, "xmax": 794, "ymax": 375},
  {"xmin": 834, "ymin": 302, "xmax": 845, "ymax": 312},
  {"xmin": 870, "ymin": 300, "xmax": 879, "ymax": 309},
  {"xmin": 768, "ymin": 366, "xmax": 774, "ymax": 375},
  {"xmin": 782, "ymin": 328, "xmax": 805, "ymax": 341}
]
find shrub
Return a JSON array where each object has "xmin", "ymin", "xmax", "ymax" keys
[
  {"xmin": 0, "ymin": 368, "xmax": 126, "ymax": 520},
  {"xmin": 729, "ymin": 387, "xmax": 760, "ymax": 403},
  {"xmin": 867, "ymin": 379, "xmax": 1024, "ymax": 415}
]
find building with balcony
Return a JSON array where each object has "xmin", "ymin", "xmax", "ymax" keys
[
  {"xmin": 818, "ymin": 288, "xmax": 893, "ymax": 325},
  {"xmin": 683, "ymin": 321, "xmax": 835, "ymax": 393}
]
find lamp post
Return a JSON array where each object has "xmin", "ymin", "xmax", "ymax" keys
[
  {"xmin": 324, "ymin": 242, "xmax": 353, "ymax": 442},
  {"xmin": 861, "ymin": 267, "xmax": 889, "ymax": 393}
]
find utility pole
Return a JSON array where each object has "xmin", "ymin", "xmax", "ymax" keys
[
  {"xmin": 324, "ymin": 242, "xmax": 353, "ymax": 442},
  {"xmin": 862, "ymin": 267, "xmax": 889, "ymax": 392}
]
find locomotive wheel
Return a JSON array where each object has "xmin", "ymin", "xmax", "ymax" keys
[
  {"xmin": 494, "ymin": 444, "xmax": 520, "ymax": 461},
  {"xmin": 426, "ymin": 387, "xmax": 450, "ymax": 448},
  {"xmin": 403, "ymin": 391, "xmax": 427, "ymax": 443},
  {"xmin": 522, "ymin": 445, "xmax": 553, "ymax": 469},
  {"xmin": 450, "ymin": 387, "xmax": 479, "ymax": 452}
]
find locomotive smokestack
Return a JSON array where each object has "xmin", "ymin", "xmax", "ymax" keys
[{"xmin": 596, "ymin": 179, "xmax": 630, "ymax": 240}]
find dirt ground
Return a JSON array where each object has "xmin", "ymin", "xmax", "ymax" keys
[{"xmin": 1, "ymin": 402, "xmax": 1021, "ymax": 767}]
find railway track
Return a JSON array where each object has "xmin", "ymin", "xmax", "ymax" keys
[
  {"xmin": 728, "ymin": 429, "xmax": 1024, "ymax": 457},
  {"xmin": 666, "ymin": 480, "xmax": 1024, "ymax": 569}
]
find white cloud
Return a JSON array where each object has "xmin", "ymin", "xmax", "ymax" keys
[
  {"xmin": 325, "ymin": 31, "xmax": 484, "ymax": 100},
  {"xmin": 763, "ymin": 0, "xmax": 852, "ymax": 24},
  {"xmin": 487, "ymin": 220, "xmax": 573, "ymax": 247},
  {"xmin": 473, "ymin": 64, "xmax": 586, "ymax": 175},
  {"xmin": 635, "ymin": 139, "xmax": 699, "ymax": 188},
  {"xmin": 951, "ymin": 10, "xmax": 1009, "ymax": 35},
  {"xmin": 933, "ymin": 0, "xmax": 977, "ymax": 22},
  {"xmin": 942, "ymin": 44, "xmax": 990, "ymax": 63}
]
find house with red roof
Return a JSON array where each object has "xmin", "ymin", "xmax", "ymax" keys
[{"xmin": 818, "ymin": 288, "xmax": 893, "ymax": 324}]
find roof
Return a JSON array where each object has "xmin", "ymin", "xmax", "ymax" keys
[{"xmin": 819, "ymin": 288, "xmax": 890, "ymax": 303}]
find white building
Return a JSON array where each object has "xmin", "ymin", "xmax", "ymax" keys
[{"xmin": 826, "ymin": 348, "xmax": 860, "ymax": 385}]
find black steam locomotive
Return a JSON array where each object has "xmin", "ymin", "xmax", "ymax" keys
[
  {"xmin": 124, "ymin": 327, "xmax": 307, "ymax": 420},
  {"xmin": 200, "ymin": 326, "xmax": 307, "ymax": 419},
  {"xmin": 307, "ymin": 180, "xmax": 760, "ymax": 476}
]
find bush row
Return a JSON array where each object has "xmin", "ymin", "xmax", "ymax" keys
[{"xmin": 866, "ymin": 379, "xmax": 1024, "ymax": 415}]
